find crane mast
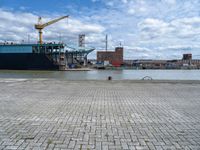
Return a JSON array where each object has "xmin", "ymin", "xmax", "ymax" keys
[{"xmin": 35, "ymin": 15, "xmax": 69, "ymax": 44}]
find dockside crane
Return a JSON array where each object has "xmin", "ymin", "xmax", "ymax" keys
[{"xmin": 35, "ymin": 15, "xmax": 69, "ymax": 44}]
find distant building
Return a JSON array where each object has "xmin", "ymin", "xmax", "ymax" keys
[
  {"xmin": 132, "ymin": 60, "xmax": 168, "ymax": 69},
  {"xmin": 183, "ymin": 54, "xmax": 192, "ymax": 60},
  {"xmin": 79, "ymin": 34, "xmax": 85, "ymax": 47},
  {"xmin": 97, "ymin": 47, "xmax": 123, "ymax": 67},
  {"xmin": 129, "ymin": 53, "xmax": 200, "ymax": 69}
]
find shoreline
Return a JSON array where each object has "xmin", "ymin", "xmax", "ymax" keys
[{"xmin": 1, "ymin": 78, "xmax": 200, "ymax": 84}]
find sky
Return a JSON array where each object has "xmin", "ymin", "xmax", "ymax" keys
[{"xmin": 0, "ymin": 0, "xmax": 200, "ymax": 59}]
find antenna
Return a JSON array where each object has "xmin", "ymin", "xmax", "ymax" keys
[
  {"xmin": 119, "ymin": 41, "xmax": 122, "ymax": 47},
  {"xmin": 27, "ymin": 34, "xmax": 30, "ymax": 44},
  {"xmin": 59, "ymin": 33, "xmax": 62, "ymax": 43},
  {"xmin": 105, "ymin": 34, "xmax": 108, "ymax": 51}
]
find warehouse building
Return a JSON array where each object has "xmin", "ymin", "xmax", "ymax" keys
[{"xmin": 97, "ymin": 47, "xmax": 123, "ymax": 67}]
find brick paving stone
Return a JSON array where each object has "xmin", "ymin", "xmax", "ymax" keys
[
  {"xmin": 0, "ymin": 79, "xmax": 200, "ymax": 150},
  {"xmin": 4, "ymin": 145, "xmax": 19, "ymax": 150}
]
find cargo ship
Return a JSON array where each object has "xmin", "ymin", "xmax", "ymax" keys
[
  {"xmin": 0, "ymin": 16, "xmax": 95, "ymax": 70},
  {"xmin": 0, "ymin": 15, "xmax": 70, "ymax": 70},
  {"xmin": 0, "ymin": 43, "xmax": 66, "ymax": 70},
  {"xmin": 0, "ymin": 43, "xmax": 95, "ymax": 70}
]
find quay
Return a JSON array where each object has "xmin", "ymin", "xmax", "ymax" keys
[{"xmin": 0, "ymin": 79, "xmax": 200, "ymax": 150}]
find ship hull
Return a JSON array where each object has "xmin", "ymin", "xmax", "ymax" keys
[{"xmin": 0, "ymin": 53, "xmax": 59, "ymax": 70}]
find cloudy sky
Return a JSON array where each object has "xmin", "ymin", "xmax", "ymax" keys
[{"xmin": 0, "ymin": 0, "xmax": 200, "ymax": 59}]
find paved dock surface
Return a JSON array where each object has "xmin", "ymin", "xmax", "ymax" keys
[{"xmin": 0, "ymin": 79, "xmax": 200, "ymax": 150}]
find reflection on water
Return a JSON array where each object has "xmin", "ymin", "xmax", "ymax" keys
[{"xmin": 0, "ymin": 70, "xmax": 200, "ymax": 80}]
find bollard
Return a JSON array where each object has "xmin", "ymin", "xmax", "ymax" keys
[{"xmin": 108, "ymin": 76, "xmax": 112, "ymax": 81}]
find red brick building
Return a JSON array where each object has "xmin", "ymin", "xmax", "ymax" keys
[{"xmin": 97, "ymin": 47, "xmax": 123, "ymax": 67}]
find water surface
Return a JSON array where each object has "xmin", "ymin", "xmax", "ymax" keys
[{"xmin": 0, "ymin": 70, "xmax": 200, "ymax": 80}]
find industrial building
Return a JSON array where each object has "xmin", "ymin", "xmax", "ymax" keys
[
  {"xmin": 183, "ymin": 53, "xmax": 192, "ymax": 60},
  {"xmin": 130, "ymin": 54, "xmax": 200, "ymax": 69},
  {"xmin": 97, "ymin": 47, "xmax": 123, "ymax": 67}
]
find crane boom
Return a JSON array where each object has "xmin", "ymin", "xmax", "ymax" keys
[
  {"xmin": 35, "ymin": 15, "xmax": 69, "ymax": 44},
  {"xmin": 40, "ymin": 16, "xmax": 69, "ymax": 28}
]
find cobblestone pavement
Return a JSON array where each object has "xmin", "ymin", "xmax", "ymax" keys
[{"xmin": 0, "ymin": 79, "xmax": 200, "ymax": 150}]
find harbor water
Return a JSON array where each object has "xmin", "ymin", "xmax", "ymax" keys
[{"xmin": 0, "ymin": 70, "xmax": 200, "ymax": 80}]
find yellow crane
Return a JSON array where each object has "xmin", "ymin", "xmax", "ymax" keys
[{"xmin": 35, "ymin": 15, "xmax": 69, "ymax": 44}]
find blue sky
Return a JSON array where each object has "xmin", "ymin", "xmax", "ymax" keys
[
  {"xmin": 0, "ymin": 0, "xmax": 200, "ymax": 59},
  {"xmin": 0, "ymin": 0, "xmax": 102, "ymax": 13}
]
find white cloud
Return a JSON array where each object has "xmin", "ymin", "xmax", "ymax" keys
[
  {"xmin": 0, "ymin": 8, "xmax": 105, "ymax": 46},
  {"xmin": 138, "ymin": 17, "xmax": 200, "ymax": 41}
]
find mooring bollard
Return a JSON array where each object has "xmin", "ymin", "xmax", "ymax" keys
[{"xmin": 108, "ymin": 76, "xmax": 112, "ymax": 80}]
